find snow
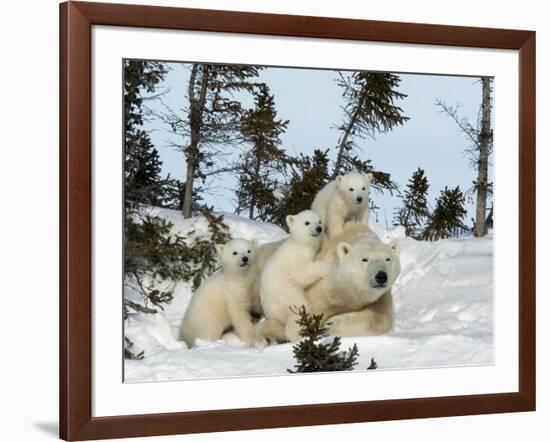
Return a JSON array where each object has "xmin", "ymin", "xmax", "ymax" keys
[
  {"xmin": 124, "ymin": 208, "xmax": 493, "ymax": 382},
  {"xmin": 143, "ymin": 206, "xmax": 288, "ymax": 245}
]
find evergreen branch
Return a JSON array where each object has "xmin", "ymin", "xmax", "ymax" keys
[{"xmin": 124, "ymin": 299, "xmax": 158, "ymax": 315}]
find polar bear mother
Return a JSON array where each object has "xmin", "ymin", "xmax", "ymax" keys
[
  {"xmin": 259, "ymin": 223, "xmax": 401, "ymax": 341},
  {"xmin": 312, "ymin": 224, "xmax": 401, "ymax": 336}
]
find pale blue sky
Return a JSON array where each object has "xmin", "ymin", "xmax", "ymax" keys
[{"xmin": 144, "ymin": 62, "xmax": 493, "ymax": 227}]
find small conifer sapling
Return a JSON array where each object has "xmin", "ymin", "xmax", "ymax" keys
[{"xmin": 287, "ymin": 306, "xmax": 359, "ymax": 373}]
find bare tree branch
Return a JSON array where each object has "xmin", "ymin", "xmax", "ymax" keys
[{"xmin": 435, "ymin": 99, "xmax": 479, "ymax": 146}]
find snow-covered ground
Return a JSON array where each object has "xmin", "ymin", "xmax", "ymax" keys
[{"xmin": 124, "ymin": 208, "xmax": 493, "ymax": 382}]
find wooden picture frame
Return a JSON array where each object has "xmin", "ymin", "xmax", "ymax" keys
[{"xmin": 59, "ymin": 1, "xmax": 536, "ymax": 440}]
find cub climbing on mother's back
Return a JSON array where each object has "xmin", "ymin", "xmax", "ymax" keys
[
  {"xmin": 259, "ymin": 210, "xmax": 331, "ymax": 342},
  {"xmin": 180, "ymin": 238, "xmax": 259, "ymax": 347},
  {"xmin": 312, "ymin": 171, "xmax": 373, "ymax": 239}
]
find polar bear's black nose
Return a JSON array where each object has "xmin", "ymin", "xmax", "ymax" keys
[
  {"xmin": 356, "ymin": 196, "xmax": 363, "ymax": 203},
  {"xmin": 375, "ymin": 271, "xmax": 387, "ymax": 285},
  {"xmin": 316, "ymin": 226, "xmax": 323, "ymax": 233},
  {"xmin": 242, "ymin": 256, "xmax": 248, "ymax": 263}
]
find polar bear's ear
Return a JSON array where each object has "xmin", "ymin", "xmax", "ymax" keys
[
  {"xmin": 250, "ymin": 239, "xmax": 258, "ymax": 248},
  {"xmin": 388, "ymin": 239, "xmax": 400, "ymax": 255},
  {"xmin": 365, "ymin": 172, "xmax": 373, "ymax": 182},
  {"xmin": 335, "ymin": 175, "xmax": 344, "ymax": 184},
  {"xmin": 336, "ymin": 242, "xmax": 352, "ymax": 261},
  {"xmin": 286, "ymin": 215, "xmax": 295, "ymax": 228},
  {"xmin": 215, "ymin": 244, "xmax": 225, "ymax": 257}
]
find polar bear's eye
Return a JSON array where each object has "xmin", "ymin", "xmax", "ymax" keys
[
  {"xmin": 386, "ymin": 257, "xmax": 391, "ymax": 262},
  {"xmin": 349, "ymin": 188, "xmax": 354, "ymax": 191},
  {"xmin": 305, "ymin": 221, "xmax": 310, "ymax": 226},
  {"xmin": 232, "ymin": 251, "xmax": 238, "ymax": 256},
  {"xmin": 362, "ymin": 187, "xmax": 366, "ymax": 190},
  {"xmin": 247, "ymin": 250, "xmax": 251, "ymax": 254},
  {"xmin": 362, "ymin": 258, "xmax": 368, "ymax": 262}
]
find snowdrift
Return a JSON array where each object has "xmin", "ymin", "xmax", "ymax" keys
[{"xmin": 124, "ymin": 208, "xmax": 493, "ymax": 382}]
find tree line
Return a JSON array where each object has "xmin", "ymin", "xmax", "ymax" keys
[
  {"xmin": 128, "ymin": 60, "xmax": 493, "ymax": 237},
  {"xmin": 136, "ymin": 62, "xmax": 410, "ymax": 225}
]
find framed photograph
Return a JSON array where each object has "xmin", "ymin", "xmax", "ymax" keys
[{"xmin": 60, "ymin": 1, "xmax": 536, "ymax": 440}]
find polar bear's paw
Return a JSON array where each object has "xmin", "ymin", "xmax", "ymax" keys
[
  {"xmin": 261, "ymin": 336, "xmax": 289, "ymax": 346},
  {"xmin": 325, "ymin": 312, "xmax": 371, "ymax": 337},
  {"xmin": 275, "ymin": 337, "xmax": 290, "ymax": 344},
  {"xmin": 325, "ymin": 315, "xmax": 352, "ymax": 336},
  {"xmin": 236, "ymin": 328, "xmax": 256, "ymax": 345},
  {"xmin": 252, "ymin": 336, "xmax": 270, "ymax": 349}
]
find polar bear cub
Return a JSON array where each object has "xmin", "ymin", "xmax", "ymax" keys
[
  {"xmin": 312, "ymin": 171, "xmax": 373, "ymax": 239},
  {"xmin": 260, "ymin": 210, "xmax": 331, "ymax": 342},
  {"xmin": 180, "ymin": 238, "xmax": 259, "ymax": 347}
]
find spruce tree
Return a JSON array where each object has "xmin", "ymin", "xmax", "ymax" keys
[
  {"xmin": 394, "ymin": 168, "xmax": 431, "ymax": 237},
  {"xmin": 421, "ymin": 186, "xmax": 468, "ymax": 241},
  {"xmin": 236, "ymin": 84, "xmax": 289, "ymax": 220},
  {"xmin": 124, "ymin": 60, "xmax": 171, "ymax": 359},
  {"xmin": 125, "ymin": 207, "xmax": 230, "ymax": 310},
  {"xmin": 157, "ymin": 175, "xmax": 186, "ymax": 210},
  {"xmin": 339, "ymin": 156, "xmax": 398, "ymax": 195},
  {"xmin": 124, "ymin": 60, "xmax": 167, "ymax": 207},
  {"xmin": 332, "ymin": 71, "xmax": 409, "ymax": 193},
  {"xmin": 287, "ymin": 306, "xmax": 359, "ymax": 373},
  {"xmin": 272, "ymin": 149, "xmax": 330, "ymax": 228},
  {"xmin": 160, "ymin": 64, "xmax": 262, "ymax": 218},
  {"xmin": 124, "ymin": 63, "xmax": 231, "ymax": 304}
]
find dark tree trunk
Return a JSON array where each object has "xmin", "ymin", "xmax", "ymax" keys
[
  {"xmin": 182, "ymin": 64, "xmax": 210, "ymax": 218},
  {"xmin": 248, "ymin": 154, "xmax": 262, "ymax": 219},
  {"xmin": 332, "ymin": 95, "xmax": 365, "ymax": 179},
  {"xmin": 474, "ymin": 78, "xmax": 492, "ymax": 237}
]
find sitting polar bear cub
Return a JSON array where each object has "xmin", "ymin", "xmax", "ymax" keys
[
  {"xmin": 260, "ymin": 210, "xmax": 331, "ymax": 342},
  {"xmin": 180, "ymin": 238, "xmax": 259, "ymax": 347},
  {"xmin": 312, "ymin": 171, "xmax": 373, "ymax": 239}
]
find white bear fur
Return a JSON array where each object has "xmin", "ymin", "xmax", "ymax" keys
[
  {"xmin": 312, "ymin": 172, "xmax": 373, "ymax": 239},
  {"xmin": 314, "ymin": 224, "xmax": 400, "ymax": 336},
  {"xmin": 180, "ymin": 238, "xmax": 260, "ymax": 347},
  {"xmin": 248, "ymin": 240, "xmax": 284, "ymax": 316},
  {"xmin": 259, "ymin": 210, "xmax": 331, "ymax": 342},
  {"xmin": 259, "ymin": 223, "xmax": 400, "ymax": 341}
]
